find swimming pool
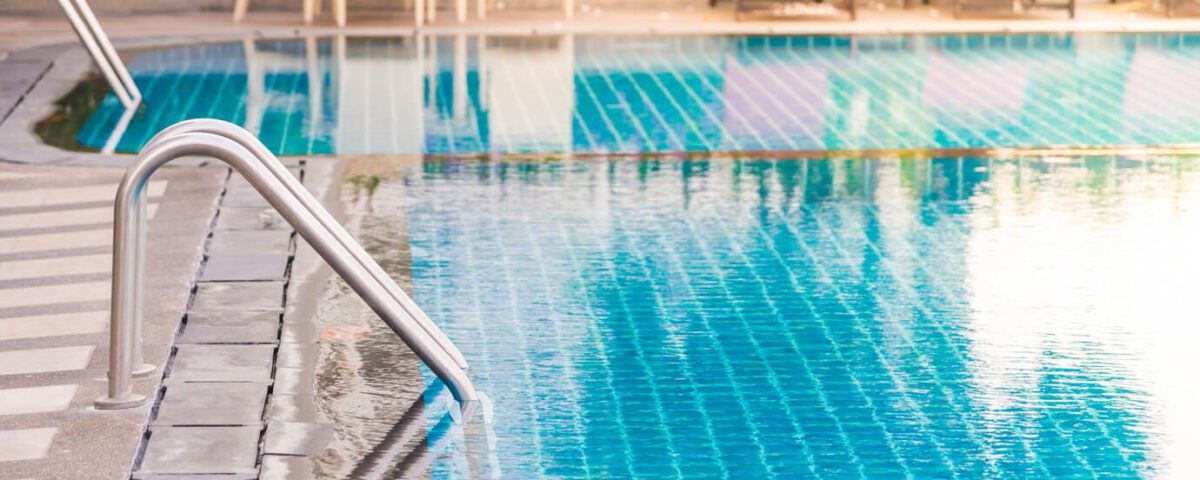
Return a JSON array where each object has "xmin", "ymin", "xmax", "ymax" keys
[
  {"xmin": 316, "ymin": 155, "xmax": 1200, "ymax": 479},
  {"xmin": 71, "ymin": 33, "xmax": 1200, "ymax": 156}
]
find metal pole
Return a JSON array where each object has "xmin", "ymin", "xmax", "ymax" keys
[
  {"xmin": 55, "ymin": 0, "xmax": 134, "ymax": 109},
  {"xmin": 144, "ymin": 119, "xmax": 470, "ymax": 370},
  {"xmin": 69, "ymin": 0, "xmax": 141, "ymax": 102},
  {"xmin": 97, "ymin": 132, "xmax": 477, "ymax": 410}
]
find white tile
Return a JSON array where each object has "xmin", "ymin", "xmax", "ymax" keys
[
  {"xmin": 0, "ymin": 346, "xmax": 94, "ymax": 376},
  {"xmin": 0, "ymin": 281, "xmax": 109, "ymax": 309},
  {"xmin": 0, "ymin": 172, "xmax": 41, "ymax": 180},
  {"xmin": 0, "ymin": 385, "xmax": 77, "ymax": 415},
  {"xmin": 0, "ymin": 229, "xmax": 111, "ymax": 255},
  {"xmin": 0, "ymin": 205, "xmax": 158, "ymax": 233},
  {"xmin": 0, "ymin": 181, "xmax": 167, "ymax": 209},
  {"xmin": 0, "ymin": 427, "xmax": 57, "ymax": 461},
  {"xmin": 0, "ymin": 254, "xmax": 111, "ymax": 281},
  {"xmin": 0, "ymin": 312, "xmax": 107, "ymax": 341}
]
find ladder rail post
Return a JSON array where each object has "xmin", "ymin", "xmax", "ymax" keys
[
  {"xmin": 56, "ymin": 0, "xmax": 134, "ymax": 108},
  {"xmin": 97, "ymin": 130, "xmax": 478, "ymax": 412},
  {"xmin": 69, "ymin": 0, "xmax": 142, "ymax": 102},
  {"xmin": 144, "ymin": 119, "xmax": 470, "ymax": 370}
]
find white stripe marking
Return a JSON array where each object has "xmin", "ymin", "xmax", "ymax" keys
[
  {"xmin": 0, "ymin": 312, "xmax": 107, "ymax": 341},
  {"xmin": 0, "ymin": 346, "xmax": 94, "ymax": 376},
  {"xmin": 0, "ymin": 281, "xmax": 109, "ymax": 309},
  {"xmin": 0, "ymin": 205, "xmax": 159, "ymax": 232},
  {"xmin": 0, "ymin": 428, "xmax": 57, "ymax": 461},
  {"xmin": 0, "ymin": 254, "xmax": 111, "ymax": 281},
  {"xmin": 0, "ymin": 181, "xmax": 167, "ymax": 209},
  {"xmin": 0, "ymin": 385, "xmax": 77, "ymax": 415},
  {"xmin": 0, "ymin": 229, "xmax": 111, "ymax": 255}
]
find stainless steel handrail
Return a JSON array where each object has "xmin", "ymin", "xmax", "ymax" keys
[
  {"xmin": 142, "ymin": 119, "xmax": 470, "ymax": 371},
  {"xmin": 55, "ymin": 0, "xmax": 142, "ymax": 109},
  {"xmin": 95, "ymin": 130, "xmax": 478, "ymax": 412}
]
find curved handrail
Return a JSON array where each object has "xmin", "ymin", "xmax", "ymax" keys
[
  {"xmin": 95, "ymin": 131, "xmax": 478, "ymax": 411},
  {"xmin": 140, "ymin": 119, "xmax": 469, "ymax": 371}
]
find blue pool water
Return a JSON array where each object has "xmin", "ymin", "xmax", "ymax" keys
[
  {"xmin": 323, "ymin": 156, "xmax": 1200, "ymax": 478},
  {"xmin": 77, "ymin": 34, "xmax": 1200, "ymax": 155}
]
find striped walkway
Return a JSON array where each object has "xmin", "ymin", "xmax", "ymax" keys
[{"xmin": 0, "ymin": 166, "xmax": 165, "ymax": 477}]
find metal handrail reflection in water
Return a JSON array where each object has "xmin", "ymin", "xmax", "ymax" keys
[
  {"xmin": 95, "ymin": 125, "xmax": 478, "ymax": 412},
  {"xmin": 351, "ymin": 383, "xmax": 492, "ymax": 479}
]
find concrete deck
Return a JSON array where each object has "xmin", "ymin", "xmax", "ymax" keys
[{"xmin": 0, "ymin": 162, "xmax": 224, "ymax": 480}]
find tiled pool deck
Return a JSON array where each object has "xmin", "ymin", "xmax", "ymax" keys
[{"xmin": 4, "ymin": 7, "xmax": 1200, "ymax": 479}]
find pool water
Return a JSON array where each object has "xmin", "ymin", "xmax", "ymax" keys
[
  {"xmin": 321, "ymin": 155, "xmax": 1200, "ymax": 479},
  {"xmin": 76, "ymin": 33, "xmax": 1200, "ymax": 156}
]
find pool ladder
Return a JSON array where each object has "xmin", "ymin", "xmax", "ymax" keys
[
  {"xmin": 94, "ymin": 119, "xmax": 479, "ymax": 415},
  {"xmin": 55, "ymin": 0, "xmax": 140, "ymax": 109}
]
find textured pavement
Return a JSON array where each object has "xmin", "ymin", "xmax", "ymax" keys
[{"xmin": 0, "ymin": 163, "xmax": 224, "ymax": 480}]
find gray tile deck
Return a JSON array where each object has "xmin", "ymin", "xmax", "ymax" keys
[
  {"xmin": 262, "ymin": 420, "xmax": 333, "ymax": 457},
  {"xmin": 137, "ymin": 427, "xmax": 261, "ymax": 475},
  {"xmin": 190, "ymin": 282, "xmax": 286, "ymax": 312},
  {"xmin": 168, "ymin": 345, "xmax": 276, "ymax": 383},
  {"xmin": 199, "ymin": 254, "xmax": 290, "ymax": 282},
  {"xmin": 214, "ymin": 208, "xmax": 289, "ymax": 231},
  {"xmin": 0, "ymin": 428, "xmax": 56, "ymax": 462},
  {"xmin": 178, "ymin": 311, "xmax": 281, "ymax": 345},
  {"xmin": 259, "ymin": 454, "xmax": 317, "ymax": 480},
  {"xmin": 132, "ymin": 160, "xmax": 307, "ymax": 479},
  {"xmin": 207, "ymin": 230, "xmax": 293, "ymax": 255},
  {"xmin": 152, "ymin": 383, "xmax": 269, "ymax": 427}
]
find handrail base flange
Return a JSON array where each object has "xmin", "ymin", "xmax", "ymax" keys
[
  {"xmin": 94, "ymin": 393, "xmax": 147, "ymax": 410},
  {"xmin": 132, "ymin": 363, "xmax": 157, "ymax": 378}
]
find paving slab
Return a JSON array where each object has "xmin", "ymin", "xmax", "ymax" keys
[
  {"xmin": 214, "ymin": 207, "xmax": 289, "ymax": 231},
  {"xmin": 168, "ymin": 345, "xmax": 275, "ymax": 382},
  {"xmin": 262, "ymin": 420, "xmax": 333, "ymax": 457},
  {"xmin": 134, "ymin": 474, "xmax": 258, "ymax": 480},
  {"xmin": 153, "ymin": 383, "xmax": 269, "ymax": 426},
  {"xmin": 0, "ymin": 280, "xmax": 108, "ymax": 309},
  {"xmin": 0, "ymin": 345, "xmax": 93, "ymax": 375},
  {"xmin": 199, "ymin": 253, "xmax": 289, "ymax": 282},
  {"xmin": 0, "ymin": 253, "xmax": 111, "ymax": 280},
  {"xmin": 190, "ymin": 282, "xmax": 286, "ymax": 312},
  {"xmin": 138, "ymin": 426, "xmax": 260, "ymax": 475},
  {"xmin": 0, "ymin": 384, "xmax": 76, "ymax": 415},
  {"xmin": 0, "ymin": 228, "xmax": 110, "ymax": 254},
  {"xmin": 207, "ymin": 230, "xmax": 293, "ymax": 255},
  {"xmin": 266, "ymin": 394, "xmax": 320, "ymax": 423},
  {"xmin": 272, "ymin": 366, "xmax": 317, "ymax": 396},
  {"xmin": 0, "ymin": 204, "xmax": 158, "ymax": 232},
  {"xmin": 221, "ymin": 187, "xmax": 272, "ymax": 208},
  {"xmin": 260, "ymin": 454, "xmax": 317, "ymax": 480},
  {"xmin": 178, "ymin": 311, "xmax": 281, "ymax": 345},
  {"xmin": 0, "ymin": 181, "xmax": 166, "ymax": 209},
  {"xmin": 0, "ymin": 311, "xmax": 106, "ymax": 341},
  {"xmin": 0, "ymin": 427, "xmax": 56, "ymax": 461},
  {"xmin": 275, "ymin": 341, "xmax": 319, "ymax": 370}
]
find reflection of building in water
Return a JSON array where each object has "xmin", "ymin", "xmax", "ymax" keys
[
  {"xmin": 478, "ymin": 36, "xmax": 575, "ymax": 154},
  {"xmin": 333, "ymin": 36, "xmax": 424, "ymax": 154}
]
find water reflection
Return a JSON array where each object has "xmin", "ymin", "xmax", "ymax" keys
[
  {"xmin": 319, "ymin": 155, "xmax": 1199, "ymax": 478},
  {"xmin": 75, "ymin": 33, "xmax": 1200, "ymax": 155}
]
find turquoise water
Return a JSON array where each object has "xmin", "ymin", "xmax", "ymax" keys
[
  {"xmin": 77, "ymin": 34, "xmax": 1200, "ymax": 155},
  {"xmin": 320, "ymin": 156, "xmax": 1200, "ymax": 478}
]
